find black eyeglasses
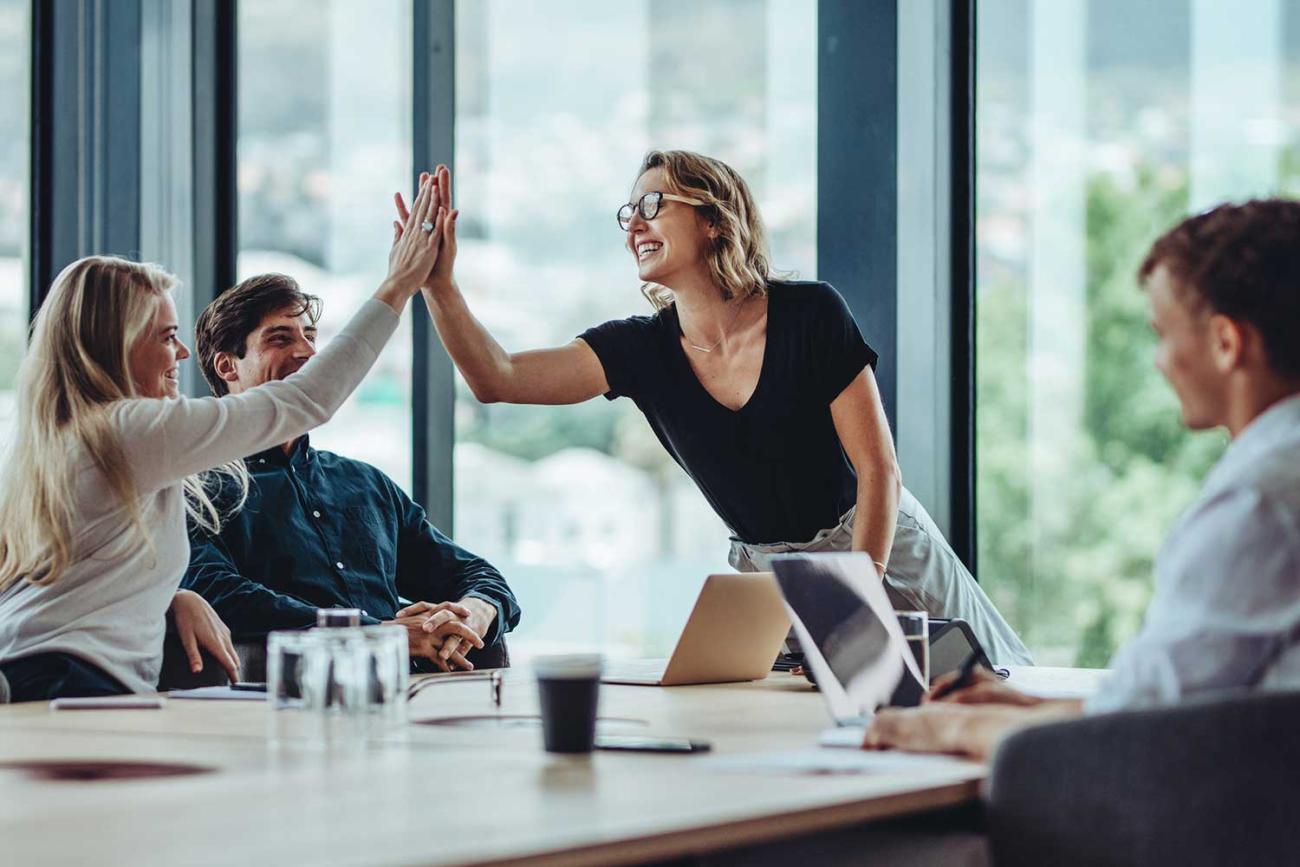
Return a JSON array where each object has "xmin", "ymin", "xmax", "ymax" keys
[{"xmin": 617, "ymin": 191, "xmax": 704, "ymax": 231}]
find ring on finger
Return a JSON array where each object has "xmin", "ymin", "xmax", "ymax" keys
[{"xmin": 421, "ymin": 220, "xmax": 435, "ymax": 233}]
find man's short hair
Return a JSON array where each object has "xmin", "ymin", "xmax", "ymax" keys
[
  {"xmin": 195, "ymin": 273, "xmax": 323, "ymax": 396},
  {"xmin": 1139, "ymin": 199, "xmax": 1300, "ymax": 379}
]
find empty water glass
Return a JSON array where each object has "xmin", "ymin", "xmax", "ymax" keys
[{"xmin": 267, "ymin": 625, "xmax": 409, "ymax": 744}]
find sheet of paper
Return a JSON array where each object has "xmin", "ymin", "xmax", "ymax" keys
[
  {"xmin": 702, "ymin": 748, "xmax": 978, "ymax": 776},
  {"xmin": 167, "ymin": 686, "xmax": 267, "ymax": 701},
  {"xmin": 1003, "ymin": 666, "xmax": 1107, "ymax": 699},
  {"xmin": 818, "ymin": 725, "xmax": 869, "ymax": 749}
]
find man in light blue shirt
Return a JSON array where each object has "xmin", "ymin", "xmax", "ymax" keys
[{"xmin": 864, "ymin": 199, "xmax": 1300, "ymax": 760}]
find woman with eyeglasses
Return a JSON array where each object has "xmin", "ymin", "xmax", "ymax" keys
[{"xmin": 398, "ymin": 152, "xmax": 1031, "ymax": 665}]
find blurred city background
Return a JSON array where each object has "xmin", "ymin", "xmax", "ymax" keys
[{"xmin": 3, "ymin": 0, "xmax": 1299, "ymax": 664}]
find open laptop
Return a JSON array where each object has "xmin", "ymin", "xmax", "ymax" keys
[
  {"xmin": 601, "ymin": 573, "xmax": 791, "ymax": 686},
  {"xmin": 769, "ymin": 553, "xmax": 927, "ymax": 747}
]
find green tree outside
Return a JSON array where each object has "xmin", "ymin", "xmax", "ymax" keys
[{"xmin": 978, "ymin": 165, "xmax": 1227, "ymax": 667}]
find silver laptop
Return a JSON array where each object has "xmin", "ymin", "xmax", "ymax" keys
[
  {"xmin": 769, "ymin": 553, "xmax": 926, "ymax": 746},
  {"xmin": 601, "ymin": 573, "xmax": 791, "ymax": 686}
]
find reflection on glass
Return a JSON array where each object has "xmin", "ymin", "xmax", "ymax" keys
[
  {"xmin": 973, "ymin": 0, "xmax": 1300, "ymax": 665},
  {"xmin": 0, "ymin": 0, "xmax": 29, "ymax": 451},
  {"xmin": 236, "ymin": 0, "xmax": 413, "ymax": 486},
  {"xmin": 453, "ymin": 0, "xmax": 817, "ymax": 660}
]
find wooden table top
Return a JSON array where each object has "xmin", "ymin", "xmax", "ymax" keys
[{"xmin": 0, "ymin": 666, "xmax": 1087, "ymax": 866}]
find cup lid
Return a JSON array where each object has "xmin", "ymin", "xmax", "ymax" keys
[{"xmin": 531, "ymin": 653, "xmax": 603, "ymax": 679}]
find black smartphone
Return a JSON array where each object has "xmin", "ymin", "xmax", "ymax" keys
[
  {"xmin": 230, "ymin": 682, "xmax": 268, "ymax": 692},
  {"xmin": 594, "ymin": 735, "xmax": 712, "ymax": 753}
]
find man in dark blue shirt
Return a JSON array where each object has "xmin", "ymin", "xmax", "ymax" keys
[{"xmin": 183, "ymin": 273, "xmax": 519, "ymax": 671}]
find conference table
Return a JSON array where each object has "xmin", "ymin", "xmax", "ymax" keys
[{"xmin": 0, "ymin": 665, "xmax": 1102, "ymax": 865}]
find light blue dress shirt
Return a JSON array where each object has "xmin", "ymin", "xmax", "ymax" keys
[{"xmin": 1088, "ymin": 392, "xmax": 1300, "ymax": 714}]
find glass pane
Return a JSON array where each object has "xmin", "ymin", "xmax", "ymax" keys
[
  {"xmin": 972, "ymin": 0, "xmax": 1300, "ymax": 665},
  {"xmin": 453, "ymin": 0, "xmax": 817, "ymax": 660},
  {"xmin": 237, "ymin": 0, "xmax": 413, "ymax": 487},
  {"xmin": 0, "ymin": 0, "xmax": 29, "ymax": 448}
]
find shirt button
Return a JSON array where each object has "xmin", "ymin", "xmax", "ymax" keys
[
  {"xmin": 335, "ymin": 561, "xmax": 345, "ymax": 570},
  {"xmin": 313, "ymin": 510, "xmax": 321, "ymax": 518}
]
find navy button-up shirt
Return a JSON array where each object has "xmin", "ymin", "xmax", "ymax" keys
[{"xmin": 183, "ymin": 436, "xmax": 520, "ymax": 645}]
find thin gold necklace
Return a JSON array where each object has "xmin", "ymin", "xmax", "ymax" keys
[{"xmin": 685, "ymin": 296, "xmax": 749, "ymax": 353}]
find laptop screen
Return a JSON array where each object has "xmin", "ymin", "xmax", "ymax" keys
[{"xmin": 770, "ymin": 553, "xmax": 925, "ymax": 723}]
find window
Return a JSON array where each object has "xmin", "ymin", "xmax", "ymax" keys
[
  {"xmin": 974, "ymin": 0, "xmax": 1300, "ymax": 665},
  {"xmin": 0, "ymin": 0, "xmax": 29, "ymax": 448},
  {"xmin": 237, "ymin": 0, "xmax": 414, "ymax": 486},
  {"xmin": 452, "ymin": 0, "xmax": 817, "ymax": 659}
]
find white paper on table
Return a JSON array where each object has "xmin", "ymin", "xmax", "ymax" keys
[
  {"xmin": 701, "ymin": 748, "xmax": 978, "ymax": 776},
  {"xmin": 818, "ymin": 725, "xmax": 870, "ymax": 749},
  {"xmin": 168, "ymin": 686, "xmax": 267, "ymax": 701}
]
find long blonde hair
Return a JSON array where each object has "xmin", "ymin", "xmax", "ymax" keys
[
  {"xmin": 0, "ymin": 256, "xmax": 247, "ymax": 592},
  {"xmin": 635, "ymin": 150, "xmax": 773, "ymax": 311}
]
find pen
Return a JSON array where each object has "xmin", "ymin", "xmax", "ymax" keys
[{"xmin": 929, "ymin": 650, "xmax": 981, "ymax": 701}]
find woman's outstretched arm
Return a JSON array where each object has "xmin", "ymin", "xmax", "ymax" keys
[{"xmin": 395, "ymin": 166, "xmax": 609, "ymax": 406}]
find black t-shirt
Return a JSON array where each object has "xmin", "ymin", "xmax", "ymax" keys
[{"xmin": 578, "ymin": 280, "xmax": 878, "ymax": 545}]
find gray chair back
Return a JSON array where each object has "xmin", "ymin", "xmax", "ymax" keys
[
  {"xmin": 986, "ymin": 689, "xmax": 1300, "ymax": 867},
  {"xmin": 0, "ymin": 668, "xmax": 9, "ymax": 704}
]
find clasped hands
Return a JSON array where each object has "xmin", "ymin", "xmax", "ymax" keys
[{"xmin": 385, "ymin": 599, "xmax": 492, "ymax": 672}]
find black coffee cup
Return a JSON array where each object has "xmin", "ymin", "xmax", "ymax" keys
[{"xmin": 533, "ymin": 654, "xmax": 603, "ymax": 753}]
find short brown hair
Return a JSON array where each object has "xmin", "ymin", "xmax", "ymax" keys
[
  {"xmin": 1139, "ymin": 199, "xmax": 1300, "ymax": 379},
  {"xmin": 195, "ymin": 273, "xmax": 322, "ymax": 396}
]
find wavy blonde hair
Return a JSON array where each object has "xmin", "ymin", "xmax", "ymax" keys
[
  {"xmin": 0, "ymin": 255, "xmax": 247, "ymax": 591},
  {"xmin": 636, "ymin": 150, "xmax": 773, "ymax": 311}
]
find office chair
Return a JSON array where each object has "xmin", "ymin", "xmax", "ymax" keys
[{"xmin": 986, "ymin": 688, "xmax": 1300, "ymax": 866}]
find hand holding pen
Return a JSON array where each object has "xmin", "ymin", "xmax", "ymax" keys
[
  {"xmin": 927, "ymin": 653, "xmax": 1042, "ymax": 707},
  {"xmin": 928, "ymin": 650, "xmax": 984, "ymax": 702}
]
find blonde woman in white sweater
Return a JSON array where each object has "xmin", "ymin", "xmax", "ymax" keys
[{"xmin": 0, "ymin": 175, "xmax": 448, "ymax": 702}]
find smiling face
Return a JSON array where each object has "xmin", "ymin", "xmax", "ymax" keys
[
  {"xmin": 1146, "ymin": 264, "xmax": 1230, "ymax": 430},
  {"xmin": 624, "ymin": 167, "xmax": 714, "ymax": 286},
  {"xmin": 214, "ymin": 305, "xmax": 318, "ymax": 394},
  {"xmin": 128, "ymin": 293, "xmax": 189, "ymax": 399}
]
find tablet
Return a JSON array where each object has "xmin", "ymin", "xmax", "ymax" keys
[{"xmin": 927, "ymin": 619, "xmax": 993, "ymax": 682}]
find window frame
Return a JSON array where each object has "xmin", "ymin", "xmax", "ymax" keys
[{"xmin": 28, "ymin": 0, "xmax": 977, "ymax": 569}]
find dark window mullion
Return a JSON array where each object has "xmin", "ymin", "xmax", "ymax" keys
[
  {"xmin": 949, "ymin": 0, "xmax": 977, "ymax": 571},
  {"xmin": 411, "ymin": 0, "xmax": 455, "ymax": 529}
]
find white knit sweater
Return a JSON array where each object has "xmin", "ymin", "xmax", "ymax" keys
[{"xmin": 0, "ymin": 299, "xmax": 399, "ymax": 693}]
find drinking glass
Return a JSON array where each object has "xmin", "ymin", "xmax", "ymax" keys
[{"xmin": 896, "ymin": 611, "xmax": 930, "ymax": 685}]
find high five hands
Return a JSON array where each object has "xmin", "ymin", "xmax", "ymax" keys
[
  {"xmin": 373, "ymin": 171, "xmax": 448, "ymax": 312},
  {"xmin": 393, "ymin": 165, "xmax": 458, "ymax": 294}
]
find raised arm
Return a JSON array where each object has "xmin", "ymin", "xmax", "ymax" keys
[
  {"xmin": 120, "ymin": 174, "xmax": 447, "ymax": 491},
  {"xmin": 395, "ymin": 166, "xmax": 609, "ymax": 406}
]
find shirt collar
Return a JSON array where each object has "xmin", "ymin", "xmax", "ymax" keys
[
  {"xmin": 1203, "ymin": 391, "xmax": 1300, "ymax": 492},
  {"xmin": 248, "ymin": 434, "xmax": 314, "ymax": 468}
]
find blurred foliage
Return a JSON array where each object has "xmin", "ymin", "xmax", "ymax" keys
[{"xmin": 978, "ymin": 166, "xmax": 1227, "ymax": 667}]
